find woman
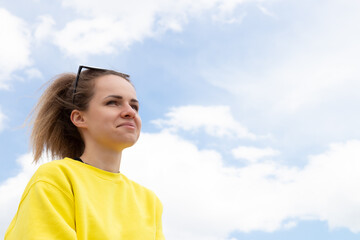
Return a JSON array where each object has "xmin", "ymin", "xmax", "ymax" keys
[{"xmin": 5, "ymin": 66, "xmax": 165, "ymax": 239}]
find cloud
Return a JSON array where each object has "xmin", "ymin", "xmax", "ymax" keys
[
  {"xmin": 203, "ymin": 1, "xmax": 360, "ymax": 113},
  {"xmin": 152, "ymin": 105, "xmax": 257, "ymax": 139},
  {"xmin": 232, "ymin": 146, "xmax": 280, "ymax": 163},
  {"xmin": 124, "ymin": 134, "xmax": 360, "ymax": 239},
  {"xmin": 0, "ymin": 8, "xmax": 32, "ymax": 89},
  {"xmin": 60, "ymin": 0, "xmax": 247, "ymax": 20},
  {"xmin": 257, "ymin": 4, "xmax": 277, "ymax": 18},
  {"xmin": 292, "ymin": 140, "xmax": 360, "ymax": 232},
  {"xmin": 34, "ymin": 15, "xmax": 56, "ymax": 43},
  {"xmin": 39, "ymin": 0, "xmax": 254, "ymax": 58},
  {"xmin": 0, "ymin": 153, "xmax": 39, "ymax": 237},
  {"xmin": 25, "ymin": 68, "xmax": 43, "ymax": 79},
  {"xmin": 53, "ymin": 16, "xmax": 151, "ymax": 59},
  {"xmin": 0, "ymin": 108, "xmax": 7, "ymax": 132}
]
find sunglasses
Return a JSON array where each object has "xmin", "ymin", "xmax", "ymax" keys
[{"xmin": 72, "ymin": 65, "xmax": 130, "ymax": 104}]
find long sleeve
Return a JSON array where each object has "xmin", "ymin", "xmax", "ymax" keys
[
  {"xmin": 5, "ymin": 181, "xmax": 76, "ymax": 240},
  {"xmin": 6, "ymin": 159, "xmax": 165, "ymax": 239}
]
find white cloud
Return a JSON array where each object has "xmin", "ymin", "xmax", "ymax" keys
[
  {"xmin": 291, "ymin": 140, "xmax": 360, "ymax": 232},
  {"xmin": 232, "ymin": 146, "xmax": 280, "ymax": 163},
  {"xmin": 124, "ymin": 135, "xmax": 360, "ymax": 239},
  {"xmin": 152, "ymin": 105, "xmax": 257, "ymax": 139},
  {"xmin": 40, "ymin": 0, "xmax": 255, "ymax": 58},
  {"xmin": 0, "ymin": 153, "xmax": 39, "ymax": 237},
  {"xmin": 204, "ymin": 1, "xmax": 360, "ymax": 113},
  {"xmin": 257, "ymin": 4, "xmax": 277, "ymax": 18},
  {"xmin": 0, "ymin": 8, "xmax": 32, "ymax": 89},
  {"xmin": 60, "ymin": 0, "xmax": 248, "ymax": 20},
  {"xmin": 34, "ymin": 15, "xmax": 55, "ymax": 42},
  {"xmin": 206, "ymin": 48, "xmax": 360, "ymax": 114},
  {"xmin": 53, "ymin": 16, "xmax": 152, "ymax": 59},
  {"xmin": 25, "ymin": 68, "xmax": 43, "ymax": 79},
  {"xmin": 0, "ymin": 108, "xmax": 7, "ymax": 132}
]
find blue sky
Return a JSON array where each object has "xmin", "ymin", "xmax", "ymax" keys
[{"xmin": 1, "ymin": 0, "xmax": 360, "ymax": 239}]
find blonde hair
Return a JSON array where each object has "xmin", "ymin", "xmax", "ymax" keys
[{"xmin": 30, "ymin": 68, "xmax": 130, "ymax": 162}]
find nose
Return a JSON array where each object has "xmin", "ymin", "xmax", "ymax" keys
[{"xmin": 121, "ymin": 104, "xmax": 136, "ymax": 119}]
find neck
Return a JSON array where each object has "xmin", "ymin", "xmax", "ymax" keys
[{"xmin": 80, "ymin": 141, "xmax": 123, "ymax": 173}]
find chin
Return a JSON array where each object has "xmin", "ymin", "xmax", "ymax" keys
[
  {"xmin": 123, "ymin": 142, "xmax": 136, "ymax": 149},
  {"xmin": 110, "ymin": 134, "xmax": 140, "ymax": 151},
  {"xmin": 117, "ymin": 139, "xmax": 138, "ymax": 150}
]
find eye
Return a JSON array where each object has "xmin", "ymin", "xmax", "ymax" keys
[
  {"xmin": 106, "ymin": 100, "xmax": 118, "ymax": 106},
  {"xmin": 131, "ymin": 104, "xmax": 139, "ymax": 112}
]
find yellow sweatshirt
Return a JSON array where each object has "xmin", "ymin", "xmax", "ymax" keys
[{"xmin": 5, "ymin": 158, "xmax": 165, "ymax": 240}]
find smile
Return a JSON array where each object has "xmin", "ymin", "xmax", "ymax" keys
[{"xmin": 117, "ymin": 122, "xmax": 135, "ymax": 128}]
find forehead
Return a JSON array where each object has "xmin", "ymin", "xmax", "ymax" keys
[{"xmin": 92, "ymin": 74, "xmax": 136, "ymax": 98}]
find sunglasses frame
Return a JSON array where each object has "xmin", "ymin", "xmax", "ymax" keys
[{"xmin": 72, "ymin": 65, "xmax": 129, "ymax": 104}]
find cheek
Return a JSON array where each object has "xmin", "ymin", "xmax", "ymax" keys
[
  {"xmin": 89, "ymin": 113, "xmax": 112, "ymax": 128},
  {"xmin": 136, "ymin": 117, "xmax": 142, "ymax": 129}
]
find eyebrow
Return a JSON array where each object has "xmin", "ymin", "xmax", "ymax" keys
[{"xmin": 105, "ymin": 95, "xmax": 139, "ymax": 103}]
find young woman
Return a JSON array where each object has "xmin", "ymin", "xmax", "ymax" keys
[{"xmin": 5, "ymin": 66, "xmax": 165, "ymax": 239}]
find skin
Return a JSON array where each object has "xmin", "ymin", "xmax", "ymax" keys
[{"xmin": 70, "ymin": 74, "xmax": 141, "ymax": 173}]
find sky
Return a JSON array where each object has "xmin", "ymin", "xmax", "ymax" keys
[{"xmin": 1, "ymin": 0, "xmax": 360, "ymax": 239}]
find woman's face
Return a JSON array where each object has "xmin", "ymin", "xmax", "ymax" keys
[{"xmin": 80, "ymin": 74, "xmax": 141, "ymax": 151}]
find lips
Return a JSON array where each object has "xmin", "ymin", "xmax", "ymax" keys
[{"xmin": 117, "ymin": 122, "xmax": 135, "ymax": 128}]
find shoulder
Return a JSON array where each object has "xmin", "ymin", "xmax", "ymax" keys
[
  {"xmin": 33, "ymin": 158, "xmax": 77, "ymax": 181},
  {"xmin": 36, "ymin": 158, "xmax": 76, "ymax": 171},
  {"xmin": 121, "ymin": 174, "xmax": 152, "ymax": 192},
  {"xmin": 17, "ymin": 159, "xmax": 77, "ymax": 204},
  {"xmin": 27, "ymin": 158, "xmax": 80, "ymax": 192},
  {"xmin": 121, "ymin": 174, "xmax": 162, "ymax": 203}
]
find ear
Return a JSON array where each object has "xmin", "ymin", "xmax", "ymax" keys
[{"xmin": 70, "ymin": 109, "xmax": 87, "ymax": 129}]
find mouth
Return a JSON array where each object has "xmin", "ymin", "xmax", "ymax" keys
[{"xmin": 117, "ymin": 122, "xmax": 135, "ymax": 128}]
